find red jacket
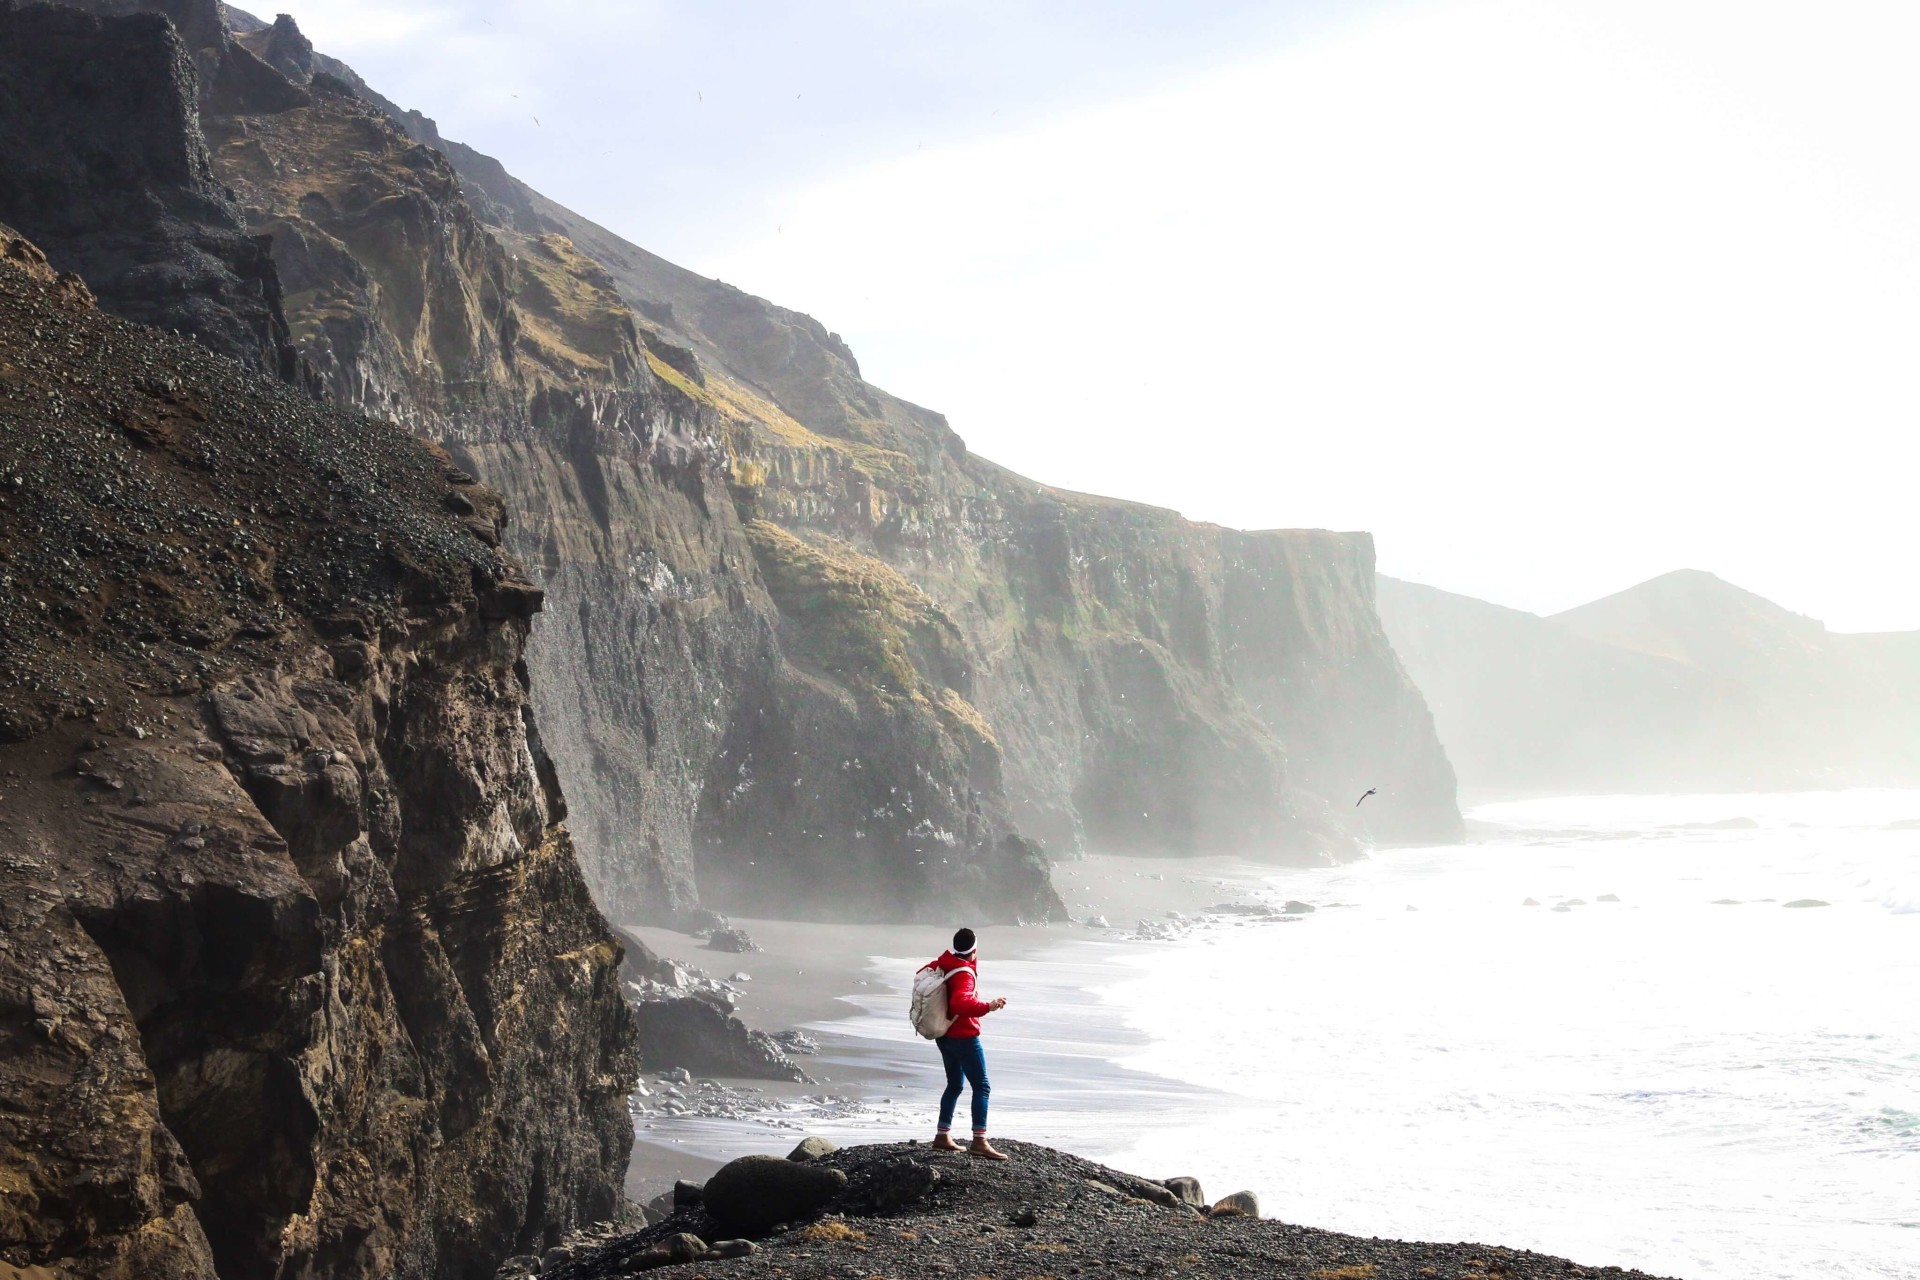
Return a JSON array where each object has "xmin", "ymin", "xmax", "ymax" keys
[{"xmin": 933, "ymin": 950, "xmax": 993, "ymax": 1038}]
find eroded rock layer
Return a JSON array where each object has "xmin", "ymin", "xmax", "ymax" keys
[{"xmin": 0, "ymin": 230, "xmax": 634, "ymax": 1280}]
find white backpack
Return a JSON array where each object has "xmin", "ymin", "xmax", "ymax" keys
[{"xmin": 908, "ymin": 962, "xmax": 963, "ymax": 1039}]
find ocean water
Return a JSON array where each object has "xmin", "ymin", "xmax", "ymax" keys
[{"xmin": 812, "ymin": 791, "xmax": 1920, "ymax": 1280}]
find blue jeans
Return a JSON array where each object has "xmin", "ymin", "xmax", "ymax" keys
[{"xmin": 936, "ymin": 1035, "xmax": 990, "ymax": 1133}]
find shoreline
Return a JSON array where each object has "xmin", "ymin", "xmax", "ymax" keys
[{"xmin": 616, "ymin": 851, "xmax": 1289, "ymax": 1198}]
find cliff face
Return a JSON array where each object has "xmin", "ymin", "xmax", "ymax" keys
[
  {"xmin": 0, "ymin": 2, "xmax": 301, "ymax": 379},
  {"xmin": 172, "ymin": 32, "xmax": 1061, "ymax": 923},
  {"xmin": 4, "ymin": 4, "xmax": 1460, "ymax": 932},
  {"xmin": 521, "ymin": 209, "xmax": 1463, "ymax": 853},
  {"xmin": 0, "ymin": 229, "xmax": 634, "ymax": 1278},
  {"xmin": 1380, "ymin": 571, "xmax": 1920, "ymax": 795},
  {"xmin": 215, "ymin": 9, "xmax": 1458, "ymax": 898}
]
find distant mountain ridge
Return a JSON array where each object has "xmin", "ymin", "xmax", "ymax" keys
[{"xmin": 1380, "ymin": 569, "xmax": 1920, "ymax": 796}]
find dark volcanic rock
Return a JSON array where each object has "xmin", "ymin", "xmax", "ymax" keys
[
  {"xmin": 707, "ymin": 925, "xmax": 761, "ymax": 953},
  {"xmin": 629, "ymin": 996, "xmax": 810, "ymax": 1082},
  {"xmin": 547, "ymin": 1140, "xmax": 1677, "ymax": 1280},
  {"xmin": 0, "ymin": 2, "xmax": 303, "ymax": 379},
  {"xmin": 0, "ymin": 238, "xmax": 634, "ymax": 1279},
  {"xmin": 1211, "ymin": 1190, "xmax": 1261, "ymax": 1218},
  {"xmin": 788, "ymin": 1136, "xmax": 838, "ymax": 1162},
  {"xmin": 1165, "ymin": 1175, "xmax": 1207, "ymax": 1208},
  {"xmin": 701, "ymin": 1156, "xmax": 848, "ymax": 1236},
  {"xmin": 862, "ymin": 1157, "xmax": 942, "ymax": 1211}
]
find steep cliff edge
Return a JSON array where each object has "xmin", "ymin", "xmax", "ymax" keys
[
  {"xmin": 514, "ymin": 190, "xmax": 1465, "ymax": 855},
  {"xmin": 278, "ymin": 13, "xmax": 1460, "ymax": 865},
  {"xmin": 0, "ymin": 229, "xmax": 634, "ymax": 1278},
  {"xmin": 185, "ymin": 33, "xmax": 1063, "ymax": 922}
]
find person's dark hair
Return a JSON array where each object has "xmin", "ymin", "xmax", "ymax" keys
[{"xmin": 952, "ymin": 927, "xmax": 976, "ymax": 953}]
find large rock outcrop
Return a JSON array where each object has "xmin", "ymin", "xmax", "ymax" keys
[
  {"xmin": 0, "ymin": 229, "xmax": 634, "ymax": 1279},
  {"xmin": 0, "ymin": 1, "xmax": 303, "ymax": 379}
]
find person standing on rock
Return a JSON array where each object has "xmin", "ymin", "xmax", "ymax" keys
[{"xmin": 929, "ymin": 927, "xmax": 1009, "ymax": 1159}]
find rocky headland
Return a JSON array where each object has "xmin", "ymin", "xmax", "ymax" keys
[
  {"xmin": 0, "ymin": 224, "xmax": 633, "ymax": 1277},
  {"xmin": 527, "ymin": 1140, "xmax": 1676, "ymax": 1280}
]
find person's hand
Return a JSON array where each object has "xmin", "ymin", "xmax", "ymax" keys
[{"xmin": 990, "ymin": 997, "xmax": 1008, "ymax": 1011}]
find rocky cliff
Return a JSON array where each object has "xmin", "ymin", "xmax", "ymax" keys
[
  {"xmin": 0, "ymin": 1, "xmax": 302, "ymax": 380},
  {"xmin": 3, "ymin": 4, "xmax": 1460, "ymax": 932},
  {"xmin": 1380, "ymin": 570, "xmax": 1920, "ymax": 795},
  {"xmin": 0, "ymin": 227, "xmax": 634, "ymax": 1278}
]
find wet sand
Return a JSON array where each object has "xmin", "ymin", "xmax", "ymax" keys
[{"xmin": 617, "ymin": 851, "xmax": 1283, "ymax": 1200}]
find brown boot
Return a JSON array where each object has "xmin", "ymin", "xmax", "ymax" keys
[
  {"xmin": 930, "ymin": 1132, "xmax": 962, "ymax": 1152},
  {"xmin": 968, "ymin": 1136, "xmax": 1009, "ymax": 1161}
]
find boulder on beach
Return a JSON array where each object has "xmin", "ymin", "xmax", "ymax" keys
[
  {"xmin": 867, "ymin": 1157, "xmax": 942, "ymax": 1210},
  {"xmin": 1783, "ymin": 899, "xmax": 1831, "ymax": 909},
  {"xmin": 1283, "ymin": 900, "xmax": 1317, "ymax": 914},
  {"xmin": 630, "ymin": 996, "xmax": 810, "ymax": 1081},
  {"xmin": 708, "ymin": 926, "xmax": 762, "ymax": 953},
  {"xmin": 1164, "ymin": 1176, "xmax": 1206, "ymax": 1208},
  {"xmin": 1210, "ymin": 1191, "xmax": 1260, "ymax": 1218},
  {"xmin": 703, "ymin": 1155, "xmax": 847, "ymax": 1235},
  {"xmin": 790, "ymin": 1136, "xmax": 839, "ymax": 1162},
  {"xmin": 1597, "ymin": 893, "xmax": 1621, "ymax": 902},
  {"xmin": 673, "ymin": 1179, "xmax": 705, "ymax": 1209},
  {"xmin": 1522, "ymin": 898, "xmax": 1541, "ymax": 906}
]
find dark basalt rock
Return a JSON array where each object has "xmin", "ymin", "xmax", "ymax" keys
[
  {"xmin": 0, "ymin": 3, "xmax": 305, "ymax": 380},
  {"xmin": 0, "ymin": 234, "xmax": 634, "ymax": 1279},
  {"xmin": 701, "ymin": 1156, "xmax": 847, "ymax": 1237},
  {"xmin": 864, "ymin": 1157, "xmax": 942, "ymax": 1211},
  {"xmin": 629, "ymin": 996, "xmax": 810, "ymax": 1082},
  {"xmin": 1210, "ymin": 1191, "xmax": 1261, "ymax": 1219},
  {"xmin": 706, "ymin": 925, "xmax": 761, "ymax": 953},
  {"xmin": 545, "ymin": 1141, "xmax": 1675, "ymax": 1280},
  {"xmin": 1164, "ymin": 1175, "xmax": 1205, "ymax": 1208}
]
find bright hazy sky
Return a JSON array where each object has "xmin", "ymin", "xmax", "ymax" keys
[{"xmin": 275, "ymin": 1, "xmax": 1919, "ymax": 631}]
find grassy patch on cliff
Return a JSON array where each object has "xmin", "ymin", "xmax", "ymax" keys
[
  {"xmin": 502, "ymin": 231, "xmax": 638, "ymax": 379},
  {"xmin": 744, "ymin": 521, "xmax": 989, "ymax": 748}
]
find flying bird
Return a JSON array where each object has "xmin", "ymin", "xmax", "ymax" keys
[{"xmin": 1356, "ymin": 789, "xmax": 1377, "ymax": 807}]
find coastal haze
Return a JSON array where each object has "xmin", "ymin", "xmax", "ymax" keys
[{"xmin": 0, "ymin": 4, "xmax": 1912, "ymax": 1280}]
